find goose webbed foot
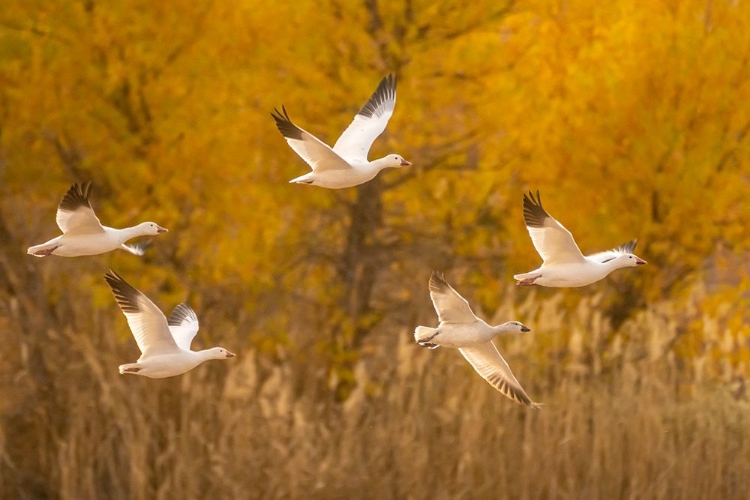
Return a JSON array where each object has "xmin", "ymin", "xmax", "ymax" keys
[
  {"xmin": 33, "ymin": 246, "xmax": 60, "ymax": 257},
  {"xmin": 516, "ymin": 276, "xmax": 539, "ymax": 286}
]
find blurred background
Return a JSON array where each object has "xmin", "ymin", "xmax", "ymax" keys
[{"xmin": 1, "ymin": 0, "xmax": 749, "ymax": 498}]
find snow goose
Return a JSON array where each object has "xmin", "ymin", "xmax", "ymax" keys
[
  {"xmin": 415, "ymin": 271, "xmax": 540, "ymax": 408},
  {"xmin": 271, "ymin": 74, "xmax": 411, "ymax": 189},
  {"xmin": 27, "ymin": 182, "xmax": 167, "ymax": 257},
  {"xmin": 514, "ymin": 190, "xmax": 647, "ymax": 287},
  {"xmin": 104, "ymin": 270, "xmax": 235, "ymax": 378}
]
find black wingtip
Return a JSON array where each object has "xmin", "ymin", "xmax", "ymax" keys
[
  {"xmin": 522, "ymin": 190, "xmax": 549, "ymax": 228},
  {"xmin": 356, "ymin": 73, "xmax": 397, "ymax": 118},
  {"xmin": 271, "ymin": 105, "xmax": 304, "ymax": 140},
  {"xmin": 104, "ymin": 270, "xmax": 141, "ymax": 314},
  {"xmin": 609, "ymin": 239, "xmax": 638, "ymax": 255},
  {"xmin": 384, "ymin": 72, "xmax": 397, "ymax": 91},
  {"xmin": 428, "ymin": 270, "xmax": 450, "ymax": 293},
  {"xmin": 168, "ymin": 302, "xmax": 196, "ymax": 327},
  {"xmin": 58, "ymin": 182, "xmax": 93, "ymax": 212},
  {"xmin": 619, "ymin": 239, "xmax": 638, "ymax": 253},
  {"xmin": 487, "ymin": 373, "xmax": 534, "ymax": 407}
]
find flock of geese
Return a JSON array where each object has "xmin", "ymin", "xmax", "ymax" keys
[{"xmin": 26, "ymin": 74, "xmax": 647, "ymax": 408}]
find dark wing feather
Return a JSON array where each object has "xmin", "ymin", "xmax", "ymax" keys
[
  {"xmin": 522, "ymin": 190, "xmax": 550, "ymax": 228},
  {"xmin": 271, "ymin": 106, "xmax": 304, "ymax": 141},
  {"xmin": 56, "ymin": 182, "xmax": 104, "ymax": 234},
  {"xmin": 58, "ymin": 182, "xmax": 92, "ymax": 212},
  {"xmin": 521, "ymin": 190, "xmax": 586, "ymax": 264},
  {"xmin": 271, "ymin": 106, "xmax": 351, "ymax": 172},
  {"xmin": 356, "ymin": 73, "xmax": 396, "ymax": 118},
  {"xmin": 104, "ymin": 270, "xmax": 141, "ymax": 314}
]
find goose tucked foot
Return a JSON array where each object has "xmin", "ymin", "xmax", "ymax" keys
[
  {"xmin": 415, "ymin": 329, "xmax": 440, "ymax": 349},
  {"xmin": 516, "ymin": 276, "xmax": 540, "ymax": 286},
  {"xmin": 31, "ymin": 245, "xmax": 60, "ymax": 257},
  {"xmin": 418, "ymin": 330, "xmax": 439, "ymax": 343},
  {"xmin": 414, "ymin": 326, "xmax": 441, "ymax": 349}
]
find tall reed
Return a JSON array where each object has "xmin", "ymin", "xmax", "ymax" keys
[{"xmin": 1, "ymin": 281, "xmax": 748, "ymax": 499}]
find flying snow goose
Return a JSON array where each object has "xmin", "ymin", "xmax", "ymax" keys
[
  {"xmin": 514, "ymin": 190, "xmax": 647, "ymax": 287},
  {"xmin": 104, "ymin": 270, "xmax": 235, "ymax": 378},
  {"xmin": 271, "ymin": 74, "xmax": 411, "ymax": 189},
  {"xmin": 27, "ymin": 182, "xmax": 167, "ymax": 257},
  {"xmin": 415, "ymin": 271, "xmax": 540, "ymax": 408}
]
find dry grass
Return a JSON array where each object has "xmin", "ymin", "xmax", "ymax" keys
[{"xmin": 1, "ymin": 281, "xmax": 748, "ymax": 500}]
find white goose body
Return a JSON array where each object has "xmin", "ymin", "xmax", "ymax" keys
[
  {"xmin": 104, "ymin": 271, "xmax": 235, "ymax": 379},
  {"xmin": 515, "ymin": 259, "xmax": 636, "ymax": 288},
  {"xmin": 415, "ymin": 271, "xmax": 540, "ymax": 408},
  {"xmin": 272, "ymin": 74, "xmax": 411, "ymax": 189},
  {"xmin": 118, "ymin": 350, "xmax": 225, "ymax": 379},
  {"xmin": 29, "ymin": 225, "xmax": 159, "ymax": 257},
  {"xmin": 288, "ymin": 156, "xmax": 398, "ymax": 189},
  {"xmin": 514, "ymin": 190, "xmax": 647, "ymax": 287},
  {"xmin": 421, "ymin": 320, "xmax": 503, "ymax": 349},
  {"xmin": 27, "ymin": 182, "xmax": 167, "ymax": 257}
]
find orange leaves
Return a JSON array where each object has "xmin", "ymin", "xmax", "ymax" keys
[{"xmin": 1, "ymin": 0, "xmax": 748, "ymax": 380}]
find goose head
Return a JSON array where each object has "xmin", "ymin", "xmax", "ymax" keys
[
  {"xmin": 499, "ymin": 321, "xmax": 531, "ymax": 333},
  {"xmin": 205, "ymin": 347, "xmax": 236, "ymax": 360},
  {"xmin": 613, "ymin": 253, "xmax": 648, "ymax": 268},
  {"xmin": 136, "ymin": 222, "xmax": 168, "ymax": 236},
  {"xmin": 377, "ymin": 154, "xmax": 411, "ymax": 169}
]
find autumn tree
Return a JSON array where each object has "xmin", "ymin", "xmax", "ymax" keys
[{"xmin": 0, "ymin": 0, "xmax": 748, "ymax": 496}]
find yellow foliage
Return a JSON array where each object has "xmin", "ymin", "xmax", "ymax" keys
[{"xmin": 0, "ymin": 0, "xmax": 749, "ymax": 494}]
